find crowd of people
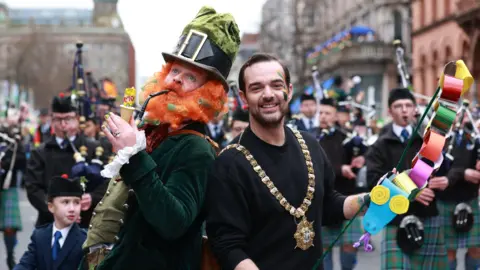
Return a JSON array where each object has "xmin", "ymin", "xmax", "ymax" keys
[{"xmin": 0, "ymin": 5, "xmax": 477, "ymax": 270}]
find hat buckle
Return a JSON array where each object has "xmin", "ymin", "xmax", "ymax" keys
[{"xmin": 177, "ymin": 29, "xmax": 208, "ymax": 61}]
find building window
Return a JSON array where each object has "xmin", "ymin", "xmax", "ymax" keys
[
  {"xmin": 420, "ymin": 0, "xmax": 425, "ymax": 27},
  {"xmin": 445, "ymin": 46, "xmax": 452, "ymax": 62},
  {"xmin": 432, "ymin": 0, "xmax": 437, "ymax": 21},
  {"xmin": 306, "ymin": 6, "xmax": 315, "ymax": 27},
  {"xmin": 445, "ymin": 0, "xmax": 451, "ymax": 16},
  {"xmin": 462, "ymin": 41, "xmax": 470, "ymax": 59},
  {"xmin": 432, "ymin": 50, "xmax": 438, "ymax": 88},
  {"xmin": 393, "ymin": 10, "xmax": 402, "ymax": 41},
  {"xmin": 420, "ymin": 54, "xmax": 427, "ymax": 95}
]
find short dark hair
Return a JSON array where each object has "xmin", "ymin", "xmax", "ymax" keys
[
  {"xmin": 238, "ymin": 53, "xmax": 291, "ymax": 92},
  {"xmin": 388, "ymin": 88, "xmax": 416, "ymax": 107}
]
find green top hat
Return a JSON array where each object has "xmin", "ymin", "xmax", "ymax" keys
[{"xmin": 162, "ymin": 6, "xmax": 241, "ymax": 92}]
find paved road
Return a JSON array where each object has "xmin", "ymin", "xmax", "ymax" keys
[{"xmin": 0, "ymin": 190, "xmax": 469, "ymax": 270}]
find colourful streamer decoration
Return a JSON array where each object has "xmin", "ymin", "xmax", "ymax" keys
[{"xmin": 353, "ymin": 60, "xmax": 472, "ymax": 252}]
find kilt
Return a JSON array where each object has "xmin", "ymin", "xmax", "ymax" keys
[
  {"xmin": 0, "ymin": 188, "xmax": 22, "ymax": 230},
  {"xmin": 381, "ymin": 216, "xmax": 448, "ymax": 270},
  {"xmin": 322, "ymin": 217, "xmax": 363, "ymax": 248},
  {"xmin": 437, "ymin": 199, "xmax": 480, "ymax": 250}
]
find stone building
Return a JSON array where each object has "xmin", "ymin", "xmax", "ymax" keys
[
  {"xmin": 308, "ymin": 0, "xmax": 411, "ymax": 117},
  {"xmin": 0, "ymin": 0, "xmax": 135, "ymax": 108},
  {"xmin": 259, "ymin": 0, "xmax": 297, "ymax": 82},
  {"xmin": 259, "ymin": 0, "xmax": 412, "ymax": 117},
  {"xmin": 412, "ymin": 0, "xmax": 480, "ymax": 102},
  {"xmin": 227, "ymin": 33, "xmax": 260, "ymax": 85}
]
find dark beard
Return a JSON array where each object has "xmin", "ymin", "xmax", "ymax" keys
[{"xmin": 250, "ymin": 105, "xmax": 288, "ymax": 128}]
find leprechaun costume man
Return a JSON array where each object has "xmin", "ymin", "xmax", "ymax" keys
[{"xmin": 79, "ymin": 6, "xmax": 240, "ymax": 270}]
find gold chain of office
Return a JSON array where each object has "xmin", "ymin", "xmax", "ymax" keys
[{"xmin": 220, "ymin": 127, "xmax": 316, "ymax": 250}]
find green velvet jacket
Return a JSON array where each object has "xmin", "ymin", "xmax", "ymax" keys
[{"xmin": 97, "ymin": 125, "xmax": 216, "ymax": 270}]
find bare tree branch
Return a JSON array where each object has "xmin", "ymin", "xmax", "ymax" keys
[{"xmin": 9, "ymin": 29, "xmax": 72, "ymax": 108}]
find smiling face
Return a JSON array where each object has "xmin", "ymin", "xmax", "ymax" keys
[{"xmin": 239, "ymin": 61, "xmax": 292, "ymax": 128}]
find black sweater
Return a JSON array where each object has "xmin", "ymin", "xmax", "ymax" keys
[{"xmin": 206, "ymin": 126, "xmax": 346, "ymax": 270}]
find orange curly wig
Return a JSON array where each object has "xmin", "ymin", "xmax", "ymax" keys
[{"xmin": 141, "ymin": 62, "xmax": 227, "ymax": 129}]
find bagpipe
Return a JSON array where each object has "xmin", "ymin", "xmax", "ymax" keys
[
  {"xmin": 313, "ymin": 65, "xmax": 378, "ymax": 190},
  {"xmin": 0, "ymin": 130, "xmax": 18, "ymax": 190},
  {"xmin": 312, "ymin": 59, "xmax": 474, "ymax": 270},
  {"xmin": 68, "ymin": 41, "xmax": 106, "ymax": 193},
  {"xmin": 0, "ymin": 103, "xmax": 29, "ymax": 190},
  {"xmin": 361, "ymin": 61, "xmax": 472, "ymax": 249},
  {"xmin": 337, "ymin": 89, "xmax": 377, "ymax": 190}
]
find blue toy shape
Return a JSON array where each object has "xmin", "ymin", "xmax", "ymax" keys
[{"xmin": 362, "ymin": 176, "xmax": 410, "ymax": 236}]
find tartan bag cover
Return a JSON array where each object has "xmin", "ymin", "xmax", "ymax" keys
[
  {"xmin": 381, "ymin": 216, "xmax": 448, "ymax": 270},
  {"xmin": 0, "ymin": 188, "xmax": 22, "ymax": 230},
  {"xmin": 437, "ymin": 199, "xmax": 480, "ymax": 250}
]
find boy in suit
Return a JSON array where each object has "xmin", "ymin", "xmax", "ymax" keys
[{"xmin": 14, "ymin": 174, "xmax": 86, "ymax": 270}]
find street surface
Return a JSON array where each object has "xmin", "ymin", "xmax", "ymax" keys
[{"xmin": 0, "ymin": 190, "xmax": 468, "ymax": 270}]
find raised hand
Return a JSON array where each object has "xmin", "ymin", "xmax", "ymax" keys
[{"xmin": 102, "ymin": 113, "xmax": 137, "ymax": 152}]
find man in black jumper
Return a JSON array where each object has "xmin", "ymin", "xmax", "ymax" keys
[
  {"xmin": 365, "ymin": 88, "xmax": 450, "ymax": 269},
  {"xmin": 206, "ymin": 53, "xmax": 370, "ymax": 270}
]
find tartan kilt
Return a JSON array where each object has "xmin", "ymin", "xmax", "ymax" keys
[
  {"xmin": 437, "ymin": 199, "xmax": 480, "ymax": 250},
  {"xmin": 381, "ymin": 216, "xmax": 448, "ymax": 270},
  {"xmin": 0, "ymin": 188, "xmax": 22, "ymax": 230},
  {"xmin": 322, "ymin": 217, "xmax": 363, "ymax": 248}
]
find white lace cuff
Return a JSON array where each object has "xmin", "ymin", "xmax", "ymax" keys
[{"xmin": 100, "ymin": 131, "xmax": 147, "ymax": 178}]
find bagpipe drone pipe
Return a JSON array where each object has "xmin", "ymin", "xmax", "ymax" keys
[
  {"xmin": 68, "ymin": 41, "xmax": 107, "ymax": 193},
  {"xmin": 311, "ymin": 59, "xmax": 474, "ymax": 270}
]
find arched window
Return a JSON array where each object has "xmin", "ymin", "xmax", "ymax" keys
[{"xmin": 393, "ymin": 10, "xmax": 402, "ymax": 40}]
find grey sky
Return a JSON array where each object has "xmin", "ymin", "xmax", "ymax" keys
[{"xmin": 4, "ymin": 0, "xmax": 265, "ymax": 81}]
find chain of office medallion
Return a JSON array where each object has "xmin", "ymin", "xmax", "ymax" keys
[{"xmin": 220, "ymin": 128, "xmax": 315, "ymax": 219}]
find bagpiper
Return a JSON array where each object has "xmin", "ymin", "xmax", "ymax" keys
[
  {"xmin": 365, "ymin": 88, "xmax": 450, "ymax": 269},
  {"xmin": 0, "ymin": 108, "xmax": 27, "ymax": 269},
  {"xmin": 435, "ymin": 101, "xmax": 480, "ymax": 270},
  {"xmin": 314, "ymin": 98, "xmax": 365, "ymax": 270}
]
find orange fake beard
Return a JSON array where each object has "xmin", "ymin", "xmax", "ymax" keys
[{"xmin": 141, "ymin": 62, "xmax": 227, "ymax": 130}]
